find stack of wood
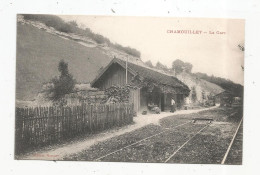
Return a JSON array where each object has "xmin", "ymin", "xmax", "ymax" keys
[{"xmin": 104, "ymin": 85, "xmax": 131, "ymax": 103}]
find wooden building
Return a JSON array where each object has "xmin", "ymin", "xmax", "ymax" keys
[
  {"xmin": 214, "ymin": 91, "xmax": 234, "ymax": 106},
  {"xmin": 91, "ymin": 58, "xmax": 190, "ymax": 113},
  {"xmin": 214, "ymin": 90, "xmax": 243, "ymax": 107}
]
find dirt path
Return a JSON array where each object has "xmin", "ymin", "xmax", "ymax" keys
[{"xmin": 20, "ymin": 106, "xmax": 219, "ymax": 160}]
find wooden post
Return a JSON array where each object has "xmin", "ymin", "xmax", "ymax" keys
[
  {"xmin": 126, "ymin": 56, "xmax": 128, "ymax": 84},
  {"xmin": 159, "ymin": 93, "xmax": 162, "ymax": 111}
]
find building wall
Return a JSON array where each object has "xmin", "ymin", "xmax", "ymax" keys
[
  {"xmin": 129, "ymin": 88, "xmax": 141, "ymax": 113},
  {"xmin": 95, "ymin": 63, "xmax": 134, "ymax": 90}
]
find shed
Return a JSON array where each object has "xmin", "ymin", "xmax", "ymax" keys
[{"xmin": 91, "ymin": 58, "xmax": 190, "ymax": 113}]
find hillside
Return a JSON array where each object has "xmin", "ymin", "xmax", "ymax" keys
[
  {"xmin": 176, "ymin": 72, "xmax": 224, "ymax": 103},
  {"xmin": 193, "ymin": 72, "xmax": 243, "ymax": 97},
  {"xmin": 16, "ymin": 22, "xmax": 112, "ymax": 100}
]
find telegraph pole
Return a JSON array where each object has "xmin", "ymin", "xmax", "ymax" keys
[{"xmin": 126, "ymin": 56, "xmax": 128, "ymax": 84}]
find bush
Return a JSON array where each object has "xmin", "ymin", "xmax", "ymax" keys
[
  {"xmin": 89, "ymin": 33, "xmax": 109, "ymax": 44},
  {"xmin": 144, "ymin": 60, "xmax": 154, "ymax": 68},
  {"xmin": 23, "ymin": 14, "xmax": 74, "ymax": 33},
  {"xmin": 46, "ymin": 60, "xmax": 76, "ymax": 105},
  {"xmin": 112, "ymin": 44, "xmax": 141, "ymax": 58}
]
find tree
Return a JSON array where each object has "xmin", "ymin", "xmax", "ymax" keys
[
  {"xmin": 184, "ymin": 62, "xmax": 193, "ymax": 73},
  {"xmin": 172, "ymin": 59, "xmax": 193, "ymax": 74},
  {"xmin": 46, "ymin": 60, "xmax": 76, "ymax": 104},
  {"xmin": 144, "ymin": 60, "xmax": 154, "ymax": 68},
  {"xmin": 155, "ymin": 61, "xmax": 168, "ymax": 71},
  {"xmin": 172, "ymin": 59, "xmax": 185, "ymax": 74}
]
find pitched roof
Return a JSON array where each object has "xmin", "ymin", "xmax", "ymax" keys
[
  {"xmin": 214, "ymin": 90, "xmax": 235, "ymax": 97},
  {"xmin": 91, "ymin": 58, "xmax": 190, "ymax": 91}
]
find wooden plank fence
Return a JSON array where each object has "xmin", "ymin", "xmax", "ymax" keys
[{"xmin": 15, "ymin": 103, "xmax": 134, "ymax": 155}]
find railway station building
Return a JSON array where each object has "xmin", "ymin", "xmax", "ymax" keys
[{"xmin": 91, "ymin": 58, "xmax": 190, "ymax": 113}]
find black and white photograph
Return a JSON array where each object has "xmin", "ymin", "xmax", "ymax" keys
[{"xmin": 14, "ymin": 14, "xmax": 244, "ymax": 164}]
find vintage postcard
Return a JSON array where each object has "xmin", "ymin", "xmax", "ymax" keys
[{"xmin": 15, "ymin": 14, "xmax": 244, "ymax": 164}]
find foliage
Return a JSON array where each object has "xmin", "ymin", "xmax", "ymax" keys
[
  {"xmin": 155, "ymin": 61, "xmax": 168, "ymax": 71},
  {"xmin": 91, "ymin": 33, "xmax": 110, "ymax": 44},
  {"xmin": 184, "ymin": 62, "xmax": 193, "ymax": 73},
  {"xmin": 144, "ymin": 60, "xmax": 154, "ymax": 68},
  {"xmin": 172, "ymin": 59, "xmax": 184, "ymax": 74},
  {"xmin": 46, "ymin": 60, "xmax": 76, "ymax": 104},
  {"xmin": 131, "ymin": 73, "xmax": 189, "ymax": 96},
  {"xmin": 172, "ymin": 59, "xmax": 193, "ymax": 74},
  {"xmin": 131, "ymin": 74, "xmax": 157, "ymax": 92},
  {"xmin": 23, "ymin": 14, "xmax": 74, "ymax": 33},
  {"xmin": 68, "ymin": 20, "xmax": 78, "ymax": 27},
  {"xmin": 111, "ymin": 43, "xmax": 141, "ymax": 58}
]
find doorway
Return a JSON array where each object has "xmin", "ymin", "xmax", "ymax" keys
[{"xmin": 160, "ymin": 93, "xmax": 165, "ymax": 111}]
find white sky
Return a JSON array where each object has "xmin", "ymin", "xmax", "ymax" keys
[{"xmin": 60, "ymin": 15, "xmax": 244, "ymax": 85}]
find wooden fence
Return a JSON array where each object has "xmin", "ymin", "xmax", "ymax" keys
[{"xmin": 15, "ymin": 103, "xmax": 134, "ymax": 155}]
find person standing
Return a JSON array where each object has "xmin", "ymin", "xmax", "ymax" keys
[{"xmin": 171, "ymin": 98, "xmax": 176, "ymax": 113}]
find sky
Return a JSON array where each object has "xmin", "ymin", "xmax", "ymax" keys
[{"xmin": 60, "ymin": 15, "xmax": 245, "ymax": 85}]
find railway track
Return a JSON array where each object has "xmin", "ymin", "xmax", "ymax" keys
[
  {"xmin": 95, "ymin": 121, "xmax": 192, "ymax": 161},
  {"xmin": 221, "ymin": 117, "xmax": 243, "ymax": 164},
  {"xmin": 93, "ymin": 109, "xmax": 243, "ymax": 163},
  {"xmin": 164, "ymin": 124, "xmax": 210, "ymax": 163},
  {"xmin": 95, "ymin": 120, "xmax": 212, "ymax": 162}
]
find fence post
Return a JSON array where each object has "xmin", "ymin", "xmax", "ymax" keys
[
  {"xmin": 15, "ymin": 108, "xmax": 23, "ymax": 155},
  {"xmin": 131, "ymin": 103, "xmax": 134, "ymax": 123},
  {"xmin": 118, "ymin": 103, "xmax": 121, "ymax": 126},
  {"xmin": 90, "ymin": 105, "xmax": 93, "ymax": 132}
]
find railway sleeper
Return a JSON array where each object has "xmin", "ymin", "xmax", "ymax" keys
[{"xmin": 192, "ymin": 118, "xmax": 213, "ymax": 124}]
